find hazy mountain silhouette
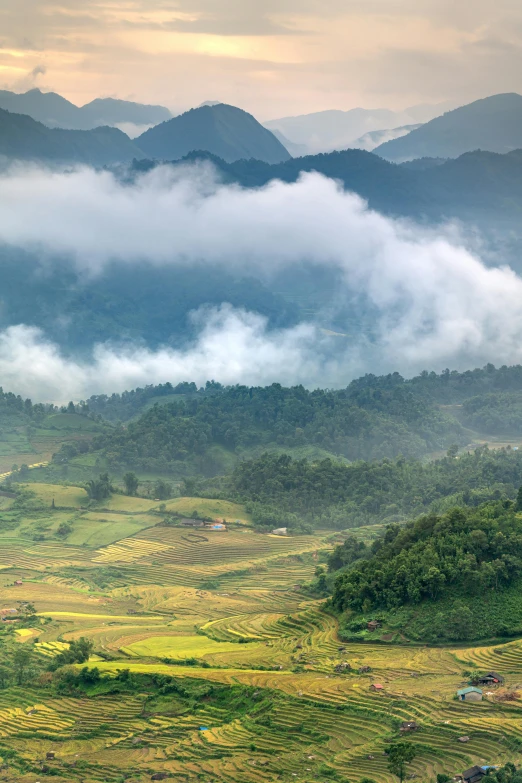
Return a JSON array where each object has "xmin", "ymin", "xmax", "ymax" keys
[
  {"xmin": 264, "ymin": 102, "xmax": 454, "ymax": 154},
  {"xmin": 138, "ymin": 103, "xmax": 291, "ymax": 163},
  {"xmin": 375, "ymin": 94, "xmax": 522, "ymax": 161},
  {"xmin": 351, "ymin": 124, "xmax": 422, "ymax": 152},
  {"xmin": 0, "ymin": 108, "xmax": 144, "ymax": 165},
  {"xmin": 0, "ymin": 88, "xmax": 172, "ymax": 130}
]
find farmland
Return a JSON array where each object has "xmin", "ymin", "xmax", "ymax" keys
[{"xmin": 2, "ymin": 484, "xmax": 522, "ymax": 782}]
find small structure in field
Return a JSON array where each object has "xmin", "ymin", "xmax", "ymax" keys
[
  {"xmin": 208, "ymin": 523, "xmax": 226, "ymax": 531},
  {"xmin": 370, "ymin": 683, "xmax": 384, "ymax": 692},
  {"xmin": 457, "ymin": 686, "xmax": 483, "ymax": 702},
  {"xmin": 477, "ymin": 671, "xmax": 504, "ymax": 686},
  {"xmin": 400, "ymin": 721, "xmax": 419, "ymax": 732},
  {"xmin": 461, "ymin": 766, "xmax": 487, "ymax": 783},
  {"xmin": 272, "ymin": 527, "xmax": 288, "ymax": 536},
  {"xmin": 180, "ymin": 518, "xmax": 205, "ymax": 528},
  {"xmin": 334, "ymin": 662, "xmax": 351, "ymax": 673},
  {"xmin": 359, "ymin": 665, "xmax": 372, "ymax": 673},
  {"xmin": 367, "ymin": 620, "xmax": 380, "ymax": 632},
  {"xmin": 14, "ymin": 580, "xmax": 23, "ymax": 587},
  {"xmin": 46, "ymin": 751, "xmax": 56, "ymax": 760}
]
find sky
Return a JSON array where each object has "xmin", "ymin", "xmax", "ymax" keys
[{"xmin": 1, "ymin": 0, "xmax": 521, "ymax": 119}]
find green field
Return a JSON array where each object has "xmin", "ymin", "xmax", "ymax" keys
[{"xmin": 2, "ymin": 483, "xmax": 522, "ymax": 783}]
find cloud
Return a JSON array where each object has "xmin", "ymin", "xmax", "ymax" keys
[
  {"xmin": 2, "ymin": 162, "xmax": 522, "ymax": 399},
  {"xmin": 0, "ymin": 309, "xmax": 329, "ymax": 402}
]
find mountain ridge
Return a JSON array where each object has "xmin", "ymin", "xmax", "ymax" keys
[
  {"xmin": 138, "ymin": 103, "xmax": 291, "ymax": 163},
  {"xmin": 0, "ymin": 88, "xmax": 172, "ymax": 131},
  {"xmin": 375, "ymin": 93, "xmax": 522, "ymax": 161},
  {"xmin": 0, "ymin": 107, "xmax": 144, "ymax": 165}
]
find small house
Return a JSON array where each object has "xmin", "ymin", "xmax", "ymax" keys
[
  {"xmin": 457, "ymin": 687, "xmax": 483, "ymax": 702},
  {"xmin": 477, "ymin": 671, "xmax": 504, "ymax": 686},
  {"xmin": 14, "ymin": 580, "xmax": 23, "ymax": 587},
  {"xmin": 359, "ymin": 665, "xmax": 372, "ymax": 673},
  {"xmin": 462, "ymin": 767, "xmax": 487, "ymax": 783},
  {"xmin": 400, "ymin": 721, "xmax": 419, "ymax": 732},
  {"xmin": 272, "ymin": 527, "xmax": 288, "ymax": 536},
  {"xmin": 367, "ymin": 620, "xmax": 380, "ymax": 632},
  {"xmin": 457, "ymin": 736, "xmax": 470, "ymax": 743},
  {"xmin": 370, "ymin": 683, "xmax": 384, "ymax": 692},
  {"xmin": 46, "ymin": 751, "xmax": 56, "ymax": 760},
  {"xmin": 180, "ymin": 519, "xmax": 205, "ymax": 528},
  {"xmin": 209, "ymin": 523, "xmax": 226, "ymax": 531}
]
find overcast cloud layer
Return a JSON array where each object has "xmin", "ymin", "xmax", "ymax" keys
[
  {"xmin": 1, "ymin": 0, "xmax": 522, "ymax": 117},
  {"xmin": 1, "ymin": 163, "xmax": 522, "ymax": 401}
]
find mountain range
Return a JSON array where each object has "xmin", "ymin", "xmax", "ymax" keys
[
  {"xmin": 0, "ymin": 88, "xmax": 172, "ymax": 132},
  {"xmin": 2, "ymin": 90, "xmax": 522, "ymax": 168},
  {"xmin": 0, "ymin": 103, "xmax": 290, "ymax": 166},
  {"xmin": 0, "ymin": 108, "xmax": 144, "ymax": 165},
  {"xmin": 263, "ymin": 101, "xmax": 456, "ymax": 154},
  {"xmin": 375, "ymin": 93, "xmax": 522, "ymax": 161}
]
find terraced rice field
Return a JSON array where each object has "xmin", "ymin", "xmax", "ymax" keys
[{"xmin": 3, "ymin": 484, "xmax": 522, "ymax": 782}]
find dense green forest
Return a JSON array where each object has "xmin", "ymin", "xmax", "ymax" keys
[
  {"xmin": 329, "ymin": 499, "xmax": 522, "ymax": 641},
  {"xmin": 228, "ymin": 447, "xmax": 522, "ymax": 528},
  {"xmin": 0, "ymin": 387, "xmax": 57, "ymax": 426},
  {"xmin": 88, "ymin": 379, "xmax": 466, "ymax": 472},
  {"xmin": 86, "ymin": 363, "xmax": 522, "ymax": 422},
  {"xmin": 81, "ymin": 365, "xmax": 522, "ymax": 477}
]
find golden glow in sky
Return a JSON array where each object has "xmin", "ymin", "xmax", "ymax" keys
[{"xmin": 0, "ymin": 0, "xmax": 520, "ymax": 119}]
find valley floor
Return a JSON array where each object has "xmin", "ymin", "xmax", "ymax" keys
[{"xmin": 1, "ymin": 485, "xmax": 522, "ymax": 782}]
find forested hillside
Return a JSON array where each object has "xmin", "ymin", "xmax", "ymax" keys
[
  {"xmin": 90, "ymin": 378, "xmax": 467, "ymax": 472},
  {"xmin": 330, "ymin": 500, "xmax": 522, "ymax": 641},
  {"xmin": 84, "ymin": 365, "xmax": 522, "ymax": 474},
  {"xmin": 230, "ymin": 447, "xmax": 522, "ymax": 528}
]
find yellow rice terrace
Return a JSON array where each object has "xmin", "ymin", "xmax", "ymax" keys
[{"xmin": 2, "ymin": 482, "xmax": 522, "ymax": 783}]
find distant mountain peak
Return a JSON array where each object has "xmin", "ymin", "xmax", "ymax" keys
[
  {"xmin": 375, "ymin": 92, "xmax": 522, "ymax": 162},
  {"xmin": 137, "ymin": 102, "xmax": 291, "ymax": 164}
]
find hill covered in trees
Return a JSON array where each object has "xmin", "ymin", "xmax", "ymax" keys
[
  {"xmin": 84, "ymin": 365, "xmax": 522, "ymax": 473},
  {"xmin": 89, "ymin": 376, "xmax": 468, "ymax": 474},
  {"xmin": 330, "ymin": 499, "xmax": 522, "ymax": 642},
  {"xmin": 228, "ymin": 446, "xmax": 522, "ymax": 529}
]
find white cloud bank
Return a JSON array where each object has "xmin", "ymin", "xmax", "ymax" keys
[{"xmin": 1, "ymin": 163, "xmax": 522, "ymax": 400}]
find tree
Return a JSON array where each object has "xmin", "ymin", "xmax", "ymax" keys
[
  {"xmin": 57, "ymin": 522, "xmax": 73, "ymax": 538},
  {"xmin": 123, "ymin": 472, "xmax": 139, "ymax": 496},
  {"xmin": 516, "ymin": 485, "xmax": 522, "ymax": 511},
  {"xmin": 0, "ymin": 665, "xmax": 10, "ymax": 689},
  {"xmin": 387, "ymin": 742, "xmax": 416, "ymax": 783},
  {"xmin": 154, "ymin": 479, "xmax": 172, "ymax": 500},
  {"xmin": 86, "ymin": 473, "xmax": 112, "ymax": 501},
  {"xmin": 51, "ymin": 636, "xmax": 94, "ymax": 669},
  {"xmin": 12, "ymin": 646, "xmax": 32, "ymax": 685},
  {"xmin": 70, "ymin": 637, "xmax": 94, "ymax": 663}
]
